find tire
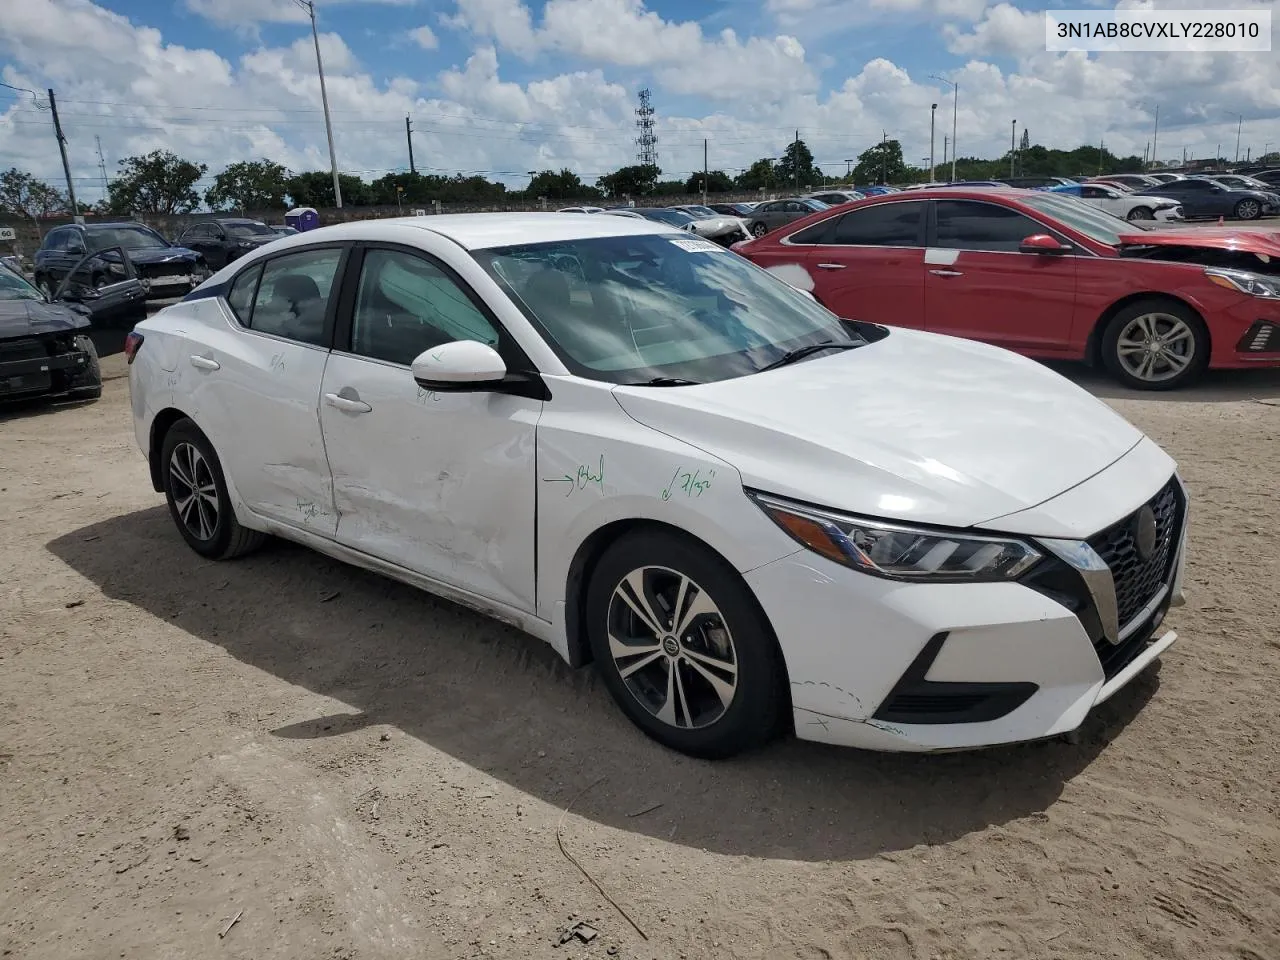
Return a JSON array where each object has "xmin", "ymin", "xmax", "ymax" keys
[
  {"xmin": 750, "ymin": 222, "xmax": 769, "ymax": 238},
  {"xmin": 160, "ymin": 418, "xmax": 266, "ymax": 560},
  {"xmin": 1101, "ymin": 298, "xmax": 1209, "ymax": 391},
  {"xmin": 66, "ymin": 335, "xmax": 102, "ymax": 400},
  {"xmin": 1126, "ymin": 207, "xmax": 1154, "ymax": 221},
  {"xmin": 1234, "ymin": 199, "xmax": 1261, "ymax": 220},
  {"xmin": 585, "ymin": 530, "xmax": 784, "ymax": 758}
]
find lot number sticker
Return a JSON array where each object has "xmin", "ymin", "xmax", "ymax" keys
[{"xmin": 668, "ymin": 237, "xmax": 725, "ymax": 254}]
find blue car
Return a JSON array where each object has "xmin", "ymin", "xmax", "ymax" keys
[{"xmin": 852, "ymin": 185, "xmax": 900, "ymax": 196}]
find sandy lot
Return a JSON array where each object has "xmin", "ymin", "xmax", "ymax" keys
[{"xmin": 2, "ymin": 354, "xmax": 1279, "ymax": 960}]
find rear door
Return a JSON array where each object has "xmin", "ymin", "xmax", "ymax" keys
[
  {"xmin": 923, "ymin": 199, "xmax": 1078, "ymax": 354},
  {"xmin": 1162, "ymin": 180, "xmax": 1213, "ymax": 216},
  {"xmin": 788, "ymin": 199, "xmax": 927, "ymax": 328}
]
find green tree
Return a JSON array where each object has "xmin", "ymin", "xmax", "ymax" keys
[
  {"xmin": 205, "ymin": 160, "xmax": 290, "ymax": 212},
  {"xmin": 652, "ymin": 180, "xmax": 687, "ymax": 196},
  {"xmin": 775, "ymin": 139, "xmax": 820, "ymax": 191},
  {"xmin": 526, "ymin": 168, "xmax": 596, "ymax": 200},
  {"xmin": 106, "ymin": 150, "xmax": 207, "ymax": 215},
  {"xmin": 735, "ymin": 158, "xmax": 778, "ymax": 190},
  {"xmin": 851, "ymin": 140, "xmax": 908, "ymax": 185},
  {"xmin": 285, "ymin": 171, "xmax": 371, "ymax": 207},
  {"xmin": 596, "ymin": 164, "xmax": 661, "ymax": 197},
  {"xmin": 683, "ymin": 170, "xmax": 734, "ymax": 194},
  {"xmin": 0, "ymin": 169, "xmax": 67, "ymax": 234}
]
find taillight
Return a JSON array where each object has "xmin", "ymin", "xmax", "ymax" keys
[{"xmin": 124, "ymin": 331, "xmax": 144, "ymax": 364}]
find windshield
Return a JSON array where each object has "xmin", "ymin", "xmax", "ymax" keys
[
  {"xmin": 90, "ymin": 227, "xmax": 169, "ymax": 251},
  {"xmin": 1020, "ymin": 194, "xmax": 1139, "ymax": 246},
  {"xmin": 474, "ymin": 234, "xmax": 858, "ymax": 384},
  {"xmin": 680, "ymin": 205, "xmax": 720, "ymax": 218},
  {"xmin": 226, "ymin": 221, "xmax": 275, "ymax": 238},
  {"xmin": 638, "ymin": 209, "xmax": 695, "ymax": 226},
  {"xmin": 805, "ymin": 199, "xmax": 831, "ymax": 209},
  {"xmin": 0, "ymin": 265, "xmax": 43, "ymax": 301}
]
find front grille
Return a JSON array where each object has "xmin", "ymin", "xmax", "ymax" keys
[
  {"xmin": 0, "ymin": 337, "xmax": 47, "ymax": 364},
  {"xmin": 142, "ymin": 261, "xmax": 191, "ymax": 279},
  {"xmin": 1087, "ymin": 478, "xmax": 1183, "ymax": 630}
]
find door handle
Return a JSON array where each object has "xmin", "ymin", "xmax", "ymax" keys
[
  {"xmin": 929, "ymin": 269, "xmax": 964, "ymax": 278},
  {"xmin": 815, "ymin": 262, "xmax": 846, "ymax": 270},
  {"xmin": 189, "ymin": 355, "xmax": 220, "ymax": 371},
  {"xmin": 324, "ymin": 392, "xmax": 372, "ymax": 414}
]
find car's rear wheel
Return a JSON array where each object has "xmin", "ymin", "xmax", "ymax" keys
[
  {"xmin": 1234, "ymin": 199, "xmax": 1262, "ymax": 220},
  {"xmin": 1102, "ymin": 299, "xmax": 1209, "ymax": 390},
  {"xmin": 160, "ymin": 419, "xmax": 265, "ymax": 560},
  {"xmin": 750, "ymin": 222, "xmax": 769, "ymax": 238},
  {"xmin": 585, "ymin": 530, "xmax": 784, "ymax": 759},
  {"xmin": 1126, "ymin": 206, "xmax": 1155, "ymax": 221}
]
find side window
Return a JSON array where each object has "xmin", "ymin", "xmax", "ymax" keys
[
  {"xmin": 1081, "ymin": 187, "xmax": 1103, "ymax": 198},
  {"xmin": 350, "ymin": 248, "xmax": 499, "ymax": 366},
  {"xmin": 1177, "ymin": 180, "xmax": 1206, "ymax": 191},
  {"xmin": 788, "ymin": 217, "xmax": 836, "ymax": 244},
  {"xmin": 934, "ymin": 201, "xmax": 1047, "ymax": 253},
  {"xmin": 225, "ymin": 264, "xmax": 262, "ymax": 326},
  {"xmin": 830, "ymin": 201, "xmax": 923, "ymax": 247},
  {"xmin": 183, "ymin": 224, "xmax": 208, "ymax": 241},
  {"xmin": 43, "ymin": 229, "xmax": 66, "ymax": 251},
  {"xmin": 248, "ymin": 248, "xmax": 343, "ymax": 346}
]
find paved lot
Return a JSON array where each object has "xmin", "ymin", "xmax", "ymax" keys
[{"xmin": 2, "ymin": 342, "xmax": 1279, "ymax": 959}]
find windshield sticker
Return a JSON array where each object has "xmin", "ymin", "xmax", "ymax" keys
[{"xmin": 668, "ymin": 237, "xmax": 724, "ymax": 254}]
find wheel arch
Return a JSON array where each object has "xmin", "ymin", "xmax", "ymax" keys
[
  {"xmin": 148, "ymin": 406, "xmax": 199, "ymax": 492},
  {"xmin": 1085, "ymin": 291, "xmax": 1210, "ymax": 367}
]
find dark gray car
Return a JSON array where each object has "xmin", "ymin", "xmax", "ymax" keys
[
  {"xmin": 1136, "ymin": 178, "xmax": 1279, "ymax": 220},
  {"xmin": 177, "ymin": 218, "xmax": 279, "ymax": 270},
  {"xmin": 0, "ymin": 262, "xmax": 105, "ymax": 402},
  {"xmin": 744, "ymin": 197, "xmax": 831, "ymax": 238}
]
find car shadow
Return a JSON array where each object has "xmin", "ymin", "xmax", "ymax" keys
[
  {"xmin": 48, "ymin": 506, "xmax": 1162, "ymax": 863},
  {"xmin": 1048, "ymin": 360, "xmax": 1280, "ymax": 403}
]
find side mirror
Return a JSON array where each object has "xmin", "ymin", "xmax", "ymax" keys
[
  {"xmin": 411, "ymin": 340, "xmax": 507, "ymax": 391},
  {"xmin": 1019, "ymin": 234, "xmax": 1070, "ymax": 255}
]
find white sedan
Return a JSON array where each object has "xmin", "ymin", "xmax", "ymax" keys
[
  {"xmin": 1055, "ymin": 183, "xmax": 1184, "ymax": 221},
  {"xmin": 127, "ymin": 214, "xmax": 1188, "ymax": 757}
]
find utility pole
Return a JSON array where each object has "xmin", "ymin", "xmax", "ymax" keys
[
  {"xmin": 929, "ymin": 104, "xmax": 937, "ymax": 181},
  {"xmin": 1150, "ymin": 103, "xmax": 1159, "ymax": 171},
  {"xmin": 880, "ymin": 129, "xmax": 887, "ymax": 184},
  {"xmin": 1010, "ymin": 119, "xmax": 1016, "ymax": 176},
  {"xmin": 793, "ymin": 129, "xmax": 800, "ymax": 191},
  {"xmin": 1098, "ymin": 136, "xmax": 1104, "ymax": 175},
  {"xmin": 297, "ymin": 0, "xmax": 342, "ymax": 207},
  {"xmin": 931, "ymin": 75, "xmax": 958, "ymax": 182},
  {"xmin": 94, "ymin": 135, "xmax": 109, "ymax": 202},
  {"xmin": 406, "ymin": 115, "xmax": 416, "ymax": 174},
  {"xmin": 702, "ymin": 138, "xmax": 708, "ymax": 205},
  {"xmin": 942, "ymin": 135, "xmax": 949, "ymax": 173},
  {"xmin": 47, "ymin": 89, "xmax": 81, "ymax": 223},
  {"xmin": 1234, "ymin": 113, "xmax": 1242, "ymax": 164}
]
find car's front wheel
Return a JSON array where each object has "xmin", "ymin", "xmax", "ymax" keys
[
  {"xmin": 1101, "ymin": 299, "xmax": 1209, "ymax": 390},
  {"xmin": 1234, "ymin": 199, "xmax": 1262, "ymax": 220},
  {"xmin": 160, "ymin": 419, "xmax": 266, "ymax": 560},
  {"xmin": 1126, "ymin": 206, "xmax": 1154, "ymax": 221},
  {"xmin": 750, "ymin": 222, "xmax": 769, "ymax": 238},
  {"xmin": 586, "ymin": 530, "xmax": 784, "ymax": 758}
]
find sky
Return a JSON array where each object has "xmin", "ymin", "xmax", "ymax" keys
[{"xmin": 1, "ymin": 0, "xmax": 1278, "ymax": 204}]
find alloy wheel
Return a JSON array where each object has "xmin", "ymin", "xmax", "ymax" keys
[
  {"xmin": 751, "ymin": 223, "xmax": 768, "ymax": 238},
  {"xmin": 169, "ymin": 441, "xmax": 219, "ymax": 541},
  {"xmin": 1127, "ymin": 207, "xmax": 1154, "ymax": 221},
  {"xmin": 1114, "ymin": 312, "xmax": 1196, "ymax": 384},
  {"xmin": 1236, "ymin": 199, "xmax": 1260, "ymax": 220},
  {"xmin": 607, "ymin": 566, "xmax": 738, "ymax": 730}
]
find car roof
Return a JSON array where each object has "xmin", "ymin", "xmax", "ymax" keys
[
  {"xmin": 250, "ymin": 212, "xmax": 679, "ymax": 251},
  {"xmin": 82, "ymin": 221, "xmax": 153, "ymax": 231}
]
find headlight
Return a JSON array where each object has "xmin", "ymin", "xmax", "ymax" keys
[
  {"xmin": 1206, "ymin": 268, "xmax": 1280, "ymax": 299},
  {"xmin": 749, "ymin": 492, "xmax": 1042, "ymax": 582}
]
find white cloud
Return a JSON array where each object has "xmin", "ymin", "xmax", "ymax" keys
[
  {"xmin": 186, "ymin": 0, "xmax": 419, "ymax": 28},
  {"xmin": 409, "ymin": 24, "xmax": 438, "ymax": 49},
  {"xmin": 944, "ymin": 3, "xmax": 1042, "ymax": 57}
]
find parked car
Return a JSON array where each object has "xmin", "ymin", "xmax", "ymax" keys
[
  {"xmin": 270, "ymin": 224, "xmax": 299, "ymax": 237},
  {"xmin": 852, "ymin": 186, "xmax": 900, "ymax": 196},
  {"xmin": 1, "ymin": 259, "xmax": 108, "ymax": 402},
  {"xmin": 735, "ymin": 188, "xmax": 1280, "ymax": 389},
  {"xmin": 35, "ymin": 222, "xmax": 208, "ymax": 301},
  {"xmin": 744, "ymin": 197, "xmax": 830, "ymax": 237},
  {"xmin": 1135, "ymin": 178, "xmax": 1278, "ymax": 220},
  {"xmin": 557, "ymin": 206, "xmax": 605, "ymax": 214},
  {"xmin": 1048, "ymin": 183, "xmax": 1184, "ymax": 221},
  {"xmin": 708, "ymin": 202, "xmax": 758, "ymax": 216},
  {"xmin": 995, "ymin": 176, "xmax": 1075, "ymax": 189},
  {"xmin": 666, "ymin": 206, "xmax": 752, "ymax": 245},
  {"xmin": 1146, "ymin": 173, "xmax": 1186, "ymax": 184},
  {"xmin": 1089, "ymin": 174, "xmax": 1163, "ymax": 191},
  {"xmin": 805, "ymin": 190, "xmax": 865, "ymax": 206},
  {"xmin": 1191, "ymin": 173, "xmax": 1276, "ymax": 193},
  {"xmin": 1090, "ymin": 180, "xmax": 1138, "ymax": 193},
  {"xmin": 1249, "ymin": 169, "xmax": 1280, "ymax": 188},
  {"xmin": 176, "ymin": 218, "xmax": 280, "ymax": 270},
  {"xmin": 129, "ymin": 213, "xmax": 1190, "ymax": 756}
]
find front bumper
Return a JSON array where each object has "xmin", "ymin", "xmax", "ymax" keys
[
  {"xmin": 0, "ymin": 335, "xmax": 98, "ymax": 399},
  {"xmin": 746, "ymin": 473, "xmax": 1188, "ymax": 752}
]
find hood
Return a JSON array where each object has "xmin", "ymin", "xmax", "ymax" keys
[
  {"xmin": 1117, "ymin": 227, "xmax": 1280, "ymax": 258},
  {"xmin": 612, "ymin": 328, "xmax": 1143, "ymax": 530},
  {"xmin": 127, "ymin": 246, "xmax": 200, "ymax": 264},
  {"xmin": 0, "ymin": 298, "xmax": 90, "ymax": 338},
  {"xmin": 689, "ymin": 216, "xmax": 747, "ymax": 238}
]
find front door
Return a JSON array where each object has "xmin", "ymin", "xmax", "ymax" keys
[
  {"xmin": 794, "ymin": 199, "xmax": 927, "ymax": 329},
  {"xmin": 319, "ymin": 244, "xmax": 541, "ymax": 612},
  {"xmin": 185, "ymin": 244, "xmax": 347, "ymax": 535},
  {"xmin": 923, "ymin": 199, "xmax": 1078, "ymax": 355}
]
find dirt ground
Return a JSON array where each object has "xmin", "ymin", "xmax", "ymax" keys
[{"xmin": 2, "ymin": 354, "xmax": 1279, "ymax": 960}]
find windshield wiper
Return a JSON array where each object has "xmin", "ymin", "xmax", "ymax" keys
[
  {"xmin": 758, "ymin": 341, "xmax": 858, "ymax": 372},
  {"xmin": 626, "ymin": 377, "xmax": 702, "ymax": 386}
]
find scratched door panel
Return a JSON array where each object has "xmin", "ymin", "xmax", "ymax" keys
[
  {"xmin": 183, "ymin": 299, "xmax": 336, "ymax": 535},
  {"xmin": 318, "ymin": 351, "xmax": 540, "ymax": 613}
]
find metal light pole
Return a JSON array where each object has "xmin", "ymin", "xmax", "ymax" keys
[
  {"xmin": 1151, "ymin": 103, "xmax": 1159, "ymax": 171},
  {"xmin": 1234, "ymin": 113, "xmax": 1242, "ymax": 164},
  {"xmin": 1010, "ymin": 119, "xmax": 1017, "ymax": 176},
  {"xmin": 296, "ymin": 0, "xmax": 342, "ymax": 207},
  {"xmin": 930, "ymin": 75, "xmax": 958, "ymax": 182},
  {"xmin": 929, "ymin": 103, "xmax": 937, "ymax": 180}
]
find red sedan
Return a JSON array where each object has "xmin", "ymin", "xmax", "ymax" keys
[{"xmin": 735, "ymin": 188, "xmax": 1280, "ymax": 389}]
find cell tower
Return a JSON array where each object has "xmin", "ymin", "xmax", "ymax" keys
[{"xmin": 635, "ymin": 88, "xmax": 658, "ymax": 167}]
